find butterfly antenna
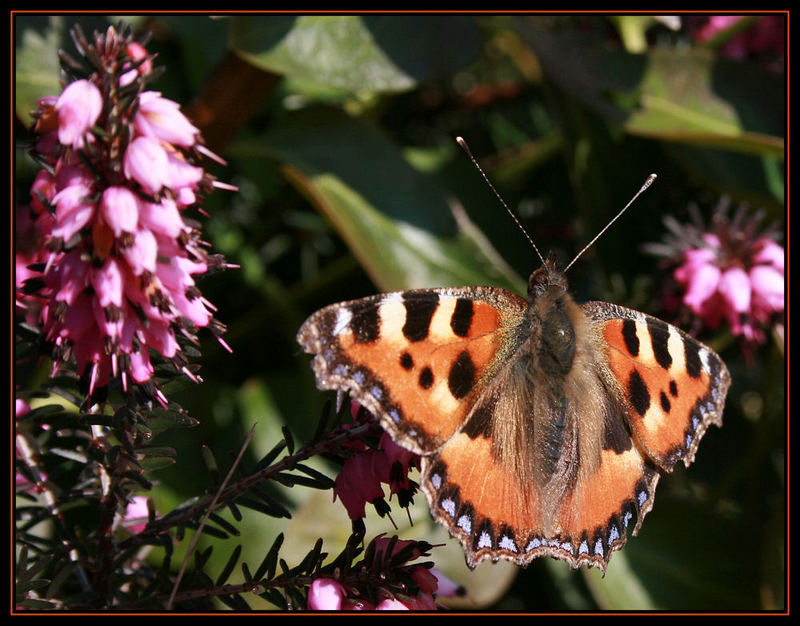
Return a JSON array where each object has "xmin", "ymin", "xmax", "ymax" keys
[
  {"xmin": 563, "ymin": 173, "xmax": 658, "ymax": 273},
  {"xmin": 456, "ymin": 136, "xmax": 546, "ymax": 266}
]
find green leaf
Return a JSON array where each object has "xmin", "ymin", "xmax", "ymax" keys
[
  {"xmin": 228, "ymin": 15, "xmax": 478, "ymax": 94},
  {"xmin": 14, "ymin": 16, "xmax": 63, "ymax": 123},
  {"xmin": 521, "ymin": 22, "xmax": 784, "ymax": 159},
  {"xmin": 237, "ymin": 106, "xmax": 523, "ymax": 293},
  {"xmin": 145, "ymin": 409, "xmax": 200, "ymax": 436}
]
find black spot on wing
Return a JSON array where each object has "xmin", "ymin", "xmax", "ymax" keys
[
  {"xmin": 400, "ymin": 352, "xmax": 413, "ymax": 370},
  {"xmin": 419, "ymin": 366, "xmax": 434, "ymax": 389},
  {"xmin": 450, "ymin": 298, "xmax": 474, "ymax": 337},
  {"xmin": 448, "ymin": 351, "xmax": 476, "ymax": 399},
  {"xmin": 628, "ymin": 369, "xmax": 650, "ymax": 416},
  {"xmin": 669, "ymin": 379, "xmax": 678, "ymax": 397},
  {"xmin": 660, "ymin": 390, "xmax": 671, "ymax": 412},
  {"xmin": 350, "ymin": 300, "xmax": 380, "ymax": 344},
  {"xmin": 402, "ymin": 292, "xmax": 439, "ymax": 342},
  {"xmin": 622, "ymin": 319, "xmax": 639, "ymax": 356},
  {"xmin": 683, "ymin": 337, "xmax": 702, "ymax": 379},
  {"xmin": 647, "ymin": 318, "xmax": 672, "ymax": 370},
  {"xmin": 462, "ymin": 397, "xmax": 495, "ymax": 439}
]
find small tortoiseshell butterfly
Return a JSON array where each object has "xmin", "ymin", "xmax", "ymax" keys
[{"xmin": 297, "ymin": 143, "xmax": 731, "ymax": 572}]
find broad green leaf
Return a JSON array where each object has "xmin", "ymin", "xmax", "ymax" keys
[
  {"xmin": 228, "ymin": 15, "xmax": 479, "ymax": 94},
  {"xmin": 14, "ymin": 16, "xmax": 63, "ymax": 123},
  {"xmin": 234, "ymin": 106, "xmax": 524, "ymax": 293},
  {"xmin": 520, "ymin": 22, "xmax": 784, "ymax": 159}
]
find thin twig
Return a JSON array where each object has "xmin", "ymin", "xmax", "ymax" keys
[{"xmin": 166, "ymin": 424, "xmax": 256, "ymax": 609}]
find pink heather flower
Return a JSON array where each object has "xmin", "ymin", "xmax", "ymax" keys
[
  {"xmin": 22, "ymin": 24, "xmax": 233, "ymax": 404},
  {"xmin": 138, "ymin": 197, "xmax": 185, "ymax": 238},
  {"xmin": 101, "ymin": 187, "xmax": 139, "ymax": 236},
  {"xmin": 333, "ymin": 403, "xmax": 420, "ymax": 520},
  {"xmin": 306, "ymin": 536, "xmax": 444, "ymax": 611},
  {"xmin": 334, "ymin": 449, "xmax": 387, "ymax": 520},
  {"xmin": 375, "ymin": 598, "xmax": 411, "ymax": 610},
  {"xmin": 307, "ymin": 578, "xmax": 347, "ymax": 610},
  {"xmin": 15, "ymin": 399, "xmax": 31, "ymax": 419},
  {"xmin": 123, "ymin": 228, "xmax": 158, "ymax": 275},
  {"xmin": 121, "ymin": 496, "xmax": 150, "ymax": 534},
  {"xmin": 50, "ymin": 181, "xmax": 96, "ymax": 243},
  {"xmin": 135, "ymin": 91, "xmax": 200, "ymax": 148},
  {"xmin": 119, "ymin": 41, "xmax": 152, "ymax": 87},
  {"xmin": 54, "ymin": 79, "xmax": 102, "ymax": 148},
  {"xmin": 652, "ymin": 200, "xmax": 784, "ymax": 347},
  {"xmin": 123, "ymin": 136, "xmax": 171, "ymax": 195},
  {"xmin": 750, "ymin": 264, "xmax": 784, "ymax": 316}
]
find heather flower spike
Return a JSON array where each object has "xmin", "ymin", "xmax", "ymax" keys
[
  {"xmin": 21, "ymin": 23, "xmax": 234, "ymax": 405},
  {"xmin": 306, "ymin": 535, "xmax": 456, "ymax": 611}
]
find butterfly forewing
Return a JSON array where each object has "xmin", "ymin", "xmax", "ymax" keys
[
  {"xmin": 583, "ymin": 301, "xmax": 731, "ymax": 471},
  {"xmin": 297, "ymin": 286, "xmax": 528, "ymax": 455}
]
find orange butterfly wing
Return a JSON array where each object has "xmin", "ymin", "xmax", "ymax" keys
[
  {"xmin": 584, "ymin": 301, "xmax": 731, "ymax": 471},
  {"xmin": 297, "ymin": 287, "xmax": 527, "ymax": 455}
]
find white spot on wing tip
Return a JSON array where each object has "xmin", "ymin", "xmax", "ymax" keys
[
  {"xmin": 333, "ymin": 307, "xmax": 352, "ymax": 335},
  {"xmin": 699, "ymin": 347, "xmax": 711, "ymax": 371}
]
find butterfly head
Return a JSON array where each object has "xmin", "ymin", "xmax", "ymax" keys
[{"xmin": 527, "ymin": 251, "xmax": 568, "ymax": 301}]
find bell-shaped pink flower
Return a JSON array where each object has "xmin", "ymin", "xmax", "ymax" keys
[
  {"xmin": 51, "ymin": 183, "xmax": 96, "ymax": 242},
  {"xmin": 91, "ymin": 258, "xmax": 124, "ymax": 308},
  {"xmin": 55, "ymin": 79, "xmax": 102, "ymax": 148},
  {"xmin": 134, "ymin": 91, "xmax": 199, "ymax": 148},
  {"xmin": 750, "ymin": 265, "xmax": 784, "ymax": 316},
  {"xmin": 718, "ymin": 267, "xmax": 752, "ymax": 315},
  {"xmin": 121, "ymin": 496, "xmax": 150, "ymax": 534},
  {"xmin": 659, "ymin": 200, "xmax": 784, "ymax": 346},
  {"xmin": 119, "ymin": 41, "xmax": 152, "ymax": 87},
  {"xmin": 123, "ymin": 136, "xmax": 170, "ymax": 194},
  {"xmin": 376, "ymin": 598, "xmax": 411, "ymax": 610},
  {"xmin": 307, "ymin": 578, "xmax": 347, "ymax": 611},
  {"xmin": 679, "ymin": 259, "xmax": 721, "ymax": 315},
  {"xmin": 139, "ymin": 198, "xmax": 184, "ymax": 238},
  {"xmin": 25, "ymin": 28, "xmax": 233, "ymax": 405},
  {"xmin": 123, "ymin": 228, "xmax": 158, "ymax": 275},
  {"xmin": 752, "ymin": 238, "xmax": 784, "ymax": 272},
  {"xmin": 101, "ymin": 186, "xmax": 139, "ymax": 236}
]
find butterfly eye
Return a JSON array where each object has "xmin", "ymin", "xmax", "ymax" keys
[{"xmin": 541, "ymin": 308, "xmax": 576, "ymax": 375}]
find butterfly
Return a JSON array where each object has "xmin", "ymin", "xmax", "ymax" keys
[{"xmin": 296, "ymin": 152, "xmax": 731, "ymax": 573}]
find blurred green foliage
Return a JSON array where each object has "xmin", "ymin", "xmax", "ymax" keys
[{"xmin": 14, "ymin": 13, "xmax": 785, "ymax": 611}]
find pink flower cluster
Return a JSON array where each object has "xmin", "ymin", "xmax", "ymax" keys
[
  {"xmin": 20, "ymin": 26, "xmax": 232, "ymax": 404},
  {"xmin": 306, "ymin": 537, "xmax": 457, "ymax": 611},
  {"xmin": 674, "ymin": 235, "xmax": 784, "ymax": 345},
  {"xmin": 333, "ymin": 404, "xmax": 419, "ymax": 521}
]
